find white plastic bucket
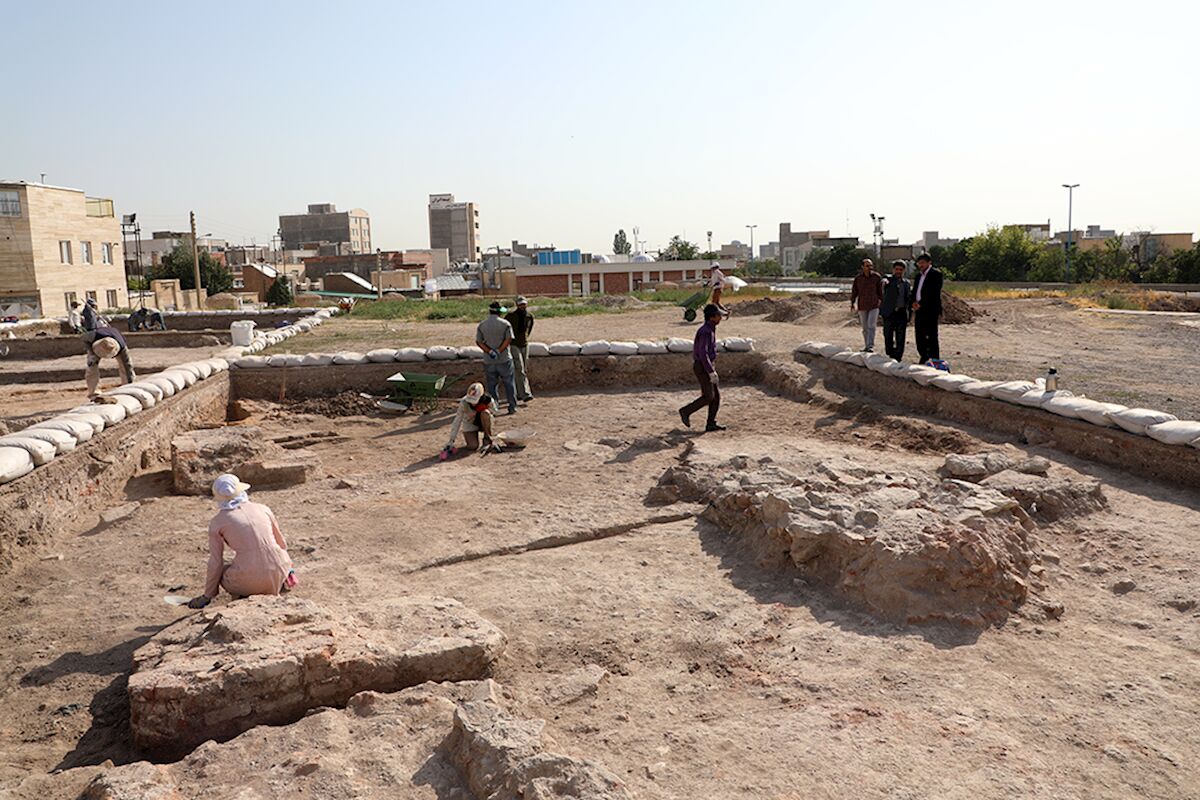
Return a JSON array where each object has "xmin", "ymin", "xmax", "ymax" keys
[{"xmin": 230, "ymin": 320, "xmax": 257, "ymax": 347}]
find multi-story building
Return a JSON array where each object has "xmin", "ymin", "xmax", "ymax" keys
[
  {"xmin": 0, "ymin": 180, "xmax": 128, "ymax": 317},
  {"xmin": 127, "ymin": 231, "xmax": 228, "ymax": 269},
  {"xmin": 916, "ymin": 231, "xmax": 961, "ymax": 250},
  {"xmin": 758, "ymin": 241, "xmax": 780, "ymax": 260},
  {"xmin": 302, "ymin": 250, "xmax": 445, "ymax": 284},
  {"xmin": 719, "ymin": 240, "xmax": 751, "ymax": 261},
  {"xmin": 279, "ymin": 203, "xmax": 371, "ymax": 253},
  {"xmin": 1007, "ymin": 222, "xmax": 1052, "ymax": 242},
  {"xmin": 428, "ymin": 193, "xmax": 480, "ymax": 263}
]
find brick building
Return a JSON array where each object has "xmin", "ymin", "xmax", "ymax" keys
[
  {"xmin": 0, "ymin": 180, "xmax": 127, "ymax": 317},
  {"xmin": 513, "ymin": 257, "xmax": 734, "ymax": 297}
]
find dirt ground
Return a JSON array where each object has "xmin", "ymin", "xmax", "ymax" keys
[
  {"xmin": 1, "ymin": 375, "xmax": 1198, "ymax": 799},
  {"xmin": 262, "ymin": 297, "xmax": 1200, "ymax": 422}
]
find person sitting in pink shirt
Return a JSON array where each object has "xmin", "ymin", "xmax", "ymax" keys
[{"xmin": 188, "ymin": 474, "xmax": 296, "ymax": 609}]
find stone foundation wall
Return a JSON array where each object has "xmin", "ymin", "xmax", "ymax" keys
[
  {"xmin": 794, "ymin": 354, "xmax": 1200, "ymax": 489},
  {"xmin": 0, "ymin": 373, "xmax": 231, "ymax": 574},
  {"xmin": 1, "ymin": 330, "xmax": 229, "ymax": 359},
  {"xmin": 230, "ymin": 352, "xmax": 766, "ymax": 401}
]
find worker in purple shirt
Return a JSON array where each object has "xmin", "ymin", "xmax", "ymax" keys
[{"xmin": 678, "ymin": 303, "xmax": 726, "ymax": 432}]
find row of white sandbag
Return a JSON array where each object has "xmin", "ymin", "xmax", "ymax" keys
[
  {"xmin": 0, "ymin": 357, "xmax": 231, "ymax": 484},
  {"xmin": 106, "ymin": 305, "xmax": 337, "ymax": 321},
  {"xmin": 230, "ymin": 337, "xmax": 756, "ymax": 368},
  {"xmin": 798, "ymin": 341, "xmax": 1200, "ymax": 449}
]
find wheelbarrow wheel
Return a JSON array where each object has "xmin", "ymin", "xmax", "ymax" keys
[{"xmin": 684, "ymin": 307, "xmax": 697, "ymax": 322}]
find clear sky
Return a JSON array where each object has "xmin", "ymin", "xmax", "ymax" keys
[{"xmin": 5, "ymin": 0, "xmax": 1197, "ymax": 254}]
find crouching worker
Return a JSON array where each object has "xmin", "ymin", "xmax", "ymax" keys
[
  {"xmin": 85, "ymin": 326, "xmax": 136, "ymax": 399},
  {"xmin": 188, "ymin": 474, "xmax": 295, "ymax": 609},
  {"xmin": 442, "ymin": 382, "xmax": 496, "ymax": 457}
]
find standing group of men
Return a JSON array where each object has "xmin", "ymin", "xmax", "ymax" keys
[{"xmin": 850, "ymin": 252, "xmax": 944, "ymax": 363}]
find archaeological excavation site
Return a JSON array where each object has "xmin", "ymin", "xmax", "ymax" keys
[{"xmin": 1, "ymin": 303, "xmax": 1198, "ymax": 800}]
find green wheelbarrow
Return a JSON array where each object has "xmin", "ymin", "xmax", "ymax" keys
[
  {"xmin": 381, "ymin": 371, "xmax": 450, "ymax": 414},
  {"xmin": 678, "ymin": 288, "xmax": 711, "ymax": 322}
]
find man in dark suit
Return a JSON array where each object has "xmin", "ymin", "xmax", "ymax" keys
[
  {"xmin": 880, "ymin": 259, "xmax": 911, "ymax": 360},
  {"xmin": 910, "ymin": 252, "xmax": 943, "ymax": 363}
]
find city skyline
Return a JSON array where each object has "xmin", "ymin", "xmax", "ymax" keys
[{"xmin": 5, "ymin": 0, "xmax": 1197, "ymax": 255}]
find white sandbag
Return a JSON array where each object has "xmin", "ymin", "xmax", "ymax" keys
[
  {"xmin": 1072, "ymin": 400, "xmax": 1127, "ymax": 428},
  {"xmin": 798, "ymin": 341, "xmax": 828, "ymax": 355},
  {"xmin": 329, "ymin": 351, "xmax": 366, "ymax": 365},
  {"xmin": 959, "ymin": 380, "xmax": 1001, "ymax": 398},
  {"xmin": 69, "ymin": 403, "xmax": 127, "ymax": 425},
  {"xmin": 172, "ymin": 364, "xmax": 203, "ymax": 381},
  {"xmin": 232, "ymin": 356, "xmax": 269, "ymax": 369},
  {"xmin": 29, "ymin": 417, "xmax": 94, "ymax": 443},
  {"xmin": 1108, "ymin": 407, "xmax": 1177, "ymax": 436},
  {"xmin": 831, "ymin": 350, "xmax": 866, "ymax": 366},
  {"xmin": 4, "ymin": 427, "xmax": 75, "ymax": 455},
  {"xmin": 580, "ymin": 340, "xmax": 611, "ymax": 356},
  {"xmin": 905, "ymin": 366, "xmax": 945, "ymax": 386},
  {"xmin": 548, "ymin": 341, "xmax": 582, "ymax": 356},
  {"xmin": 1016, "ymin": 389, "xmax": 1072, "ymax": 408},
  {"xmin": 864, "ymin": 353, "xmax": 895, "ymax": 372},
  {"xmin": 496, "ymin": 427, "xmax": 537, "ymax": 446},
  {"xmin": 366, "ymin": 348, "xmax": 399, "ymax": 363},
  {"xmin": 425, "ymin": 346, "xmax": 459, "ymax": 361},
  {"xmin": 152, "ymin": 372, "xmax": 187, "ymax": 392},
  {"xmin": 1144, "ymin": 420, "xmax": 1200, "ymax": 446},
  {"xmin": 608, "ymin": 341, "xmax": 639, "ymax": 356},
  {"xmin": 0, "ymin": 436, "xmax": 55, "ymax": 466},
  {"xmin": 816, "ymin": 343, "xmax": 845, "ymax": 358},
  {"xmin": 666, "ymin": 338, "xmax": 692, "ymax": 354},
  {"xmin": 723, "ymin": 337, "xmax": 754, "ymax": 352},
  {"xmin": 207, "ymin": 357, "xmax": 229, "ymax": 373},
  {"xmin": 62, "ymin": 412, "xmax": 107, "ymax": 434},
  {"xmin": 105, "ymin": 386, "xmax": 156, "ymax": 409},
  {"xmin": 128, "ymin": 381, "xmax": 165, "ymax": 401},
  {"xmin": 527, "ymin": 342, "xmax": 551, "ymax": 357},
  {"xmin": 396, "ymin": 348, "xmax": 428, "ymax": 362},
  {"xmin": 929, "ymin": 373, "xmax": 978, "ymax": 392},
  {"xmin": 0, "ymin": 447, "xmax": 35, "ymax": 484},
  {"xmin": 1042, "ymin": 394, "xmax": 1099, "ymax": 419},
  {"xmin": 458, "ymin": 346, "xmax": 486, "ymax": 360},
  {"xmin": 715, "ymin": 340, "xmax": 728, "ymax": 353},
  {"xmin": 990, "ymin": 380, "xmax": 1039, "ymax": 403},
  {"xmin": 268, "ymin": 354, "xmax": 304, "ymax": 367},
  {"xmin": 636, "ymin": 340, "xmax": 669, "ymax": 355},
  {"xmin": 103, "ymin": 394, "xmax": 144, "ymax": 416},
  {"xmin": 163, "ymin": 369, "xmax": 197, "ymax": 387},
  {"xmin": 300, "ymin": 353, "xmax": 335, "ymax": 367},
  {"xmin": 189, "ymin": 361, "xmax": 214, "ymax": 379},
  {"xmin": 143, "ymin": 376, "xmax": 177, "ymax": 397}
]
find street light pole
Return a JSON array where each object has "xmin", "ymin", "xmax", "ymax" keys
[
  {"xmin": 746, "ymin": 224, "xmax": 757, "ymax": 272},
  {"xmin": 1062, "ymin": 183, "xmax": 1079, "ymax": 283}
]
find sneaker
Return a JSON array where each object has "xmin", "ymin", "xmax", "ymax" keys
[
  {"xmin": 864, "ymin": 346, "xmax": 874, "ymax": 353},
  {"xmin": 508, "ymin": 407, "xmax": 518, "ymax": 415},
  {"xmin": 679, "ymin": 408, "xmax": 691, "ymax": 428},
  {"xmin": 705, "ymin": 422, "xmax": 727, "ymax": 432}
]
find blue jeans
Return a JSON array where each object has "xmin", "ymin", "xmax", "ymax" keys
[{"xmin": 484, "ymin": 357, "xmax": 517, "ymax": 412}]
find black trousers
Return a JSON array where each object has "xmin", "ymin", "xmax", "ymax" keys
[
  {"xmin": 914, "ymin": 311, "xmax": 940, "ymax": 363},
  {"xmin": 680, "ymin": 362, "xmax": 720, "ymax": 425},
  {"xmin": 882, "ymin": 312, "xmax": 907, "ymax": 361}
]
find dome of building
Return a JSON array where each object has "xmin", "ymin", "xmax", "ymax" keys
[
  {"xmin": 594, "ymin": 254, "xmax": 612, "ymax": 263},
  {"xmin": 631, "ymin": 252, "xmax": 655, "ymax": 263}
]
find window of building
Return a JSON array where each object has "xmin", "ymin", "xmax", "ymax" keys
[
  {"xmin": 589, "ymin": 278, "xmax": 601, "ymax": 294},
  {"xmin": 632, "ymin": 277, "xmax": 643, "ymax": 291},
  {"xmin": 0, "ymin": 190, "xmax": 19, "ymax": 217},
  {"xmin": 101, "ymin": 243, "xmax": 113, "ymax": 264},
  {"xmin": 80, "ymin": 241, "xmax": 93, "ymax": 264},
  {"xmin": 571, "ymin": 280, "xmax": 583, "ymax": 296},
  {"xmin": 64, "ymin": 292, "xmax": 77, "ymax": 311},
  {"xmin": 59, "ymin": 241, "xmax": 72, "ymax": 264},
  {"xmin": 106, "ymin": 289, "xmax": 118, "ymax": 308},
  {"xmin": 85, "ymin": 290, "xmax": 97, "ymax": 305}
]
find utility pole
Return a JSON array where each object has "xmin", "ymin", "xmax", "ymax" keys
[
  {"xmin": 1062, "ymin": 184, "xmax": 1079, "ymax": 283},
  {"xmin": 746, "ymin": 224, "xmax": 757, "ymax": 272},
  {"xmin": 706, "ymin": 230, "xmax": 713, "ymax": 255},
  {"xmin": 189, "ymin": 211, "xmax": 202, "ymax": 308},
  {"xmin": 375, "ymin": 248, "xmax": 383, "ymax": 301}
]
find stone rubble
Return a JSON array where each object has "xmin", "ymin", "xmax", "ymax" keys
[
  {"xmin": 170, "ymin": 426, "xmax": 321, "ymax": 495},
  {"xmin": 128, "ymin": 596, "xmax": 506, "ymax": 754}
]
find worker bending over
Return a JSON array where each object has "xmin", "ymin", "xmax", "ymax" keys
[
  {"xmin": 188, "ymin": 474, "xmax": 296, "ymax": 609},
  {"xmin": 443, "ymin": 382, "xmax": 498, "ymax": 456},
  {"xmin": 85, "ymin": 325, "xmax": 136, "ymax": 399}
]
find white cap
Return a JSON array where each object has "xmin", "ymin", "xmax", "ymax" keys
[{"xmin": 212, "ymin": 473, "xmax": 251, "ymax": 500}]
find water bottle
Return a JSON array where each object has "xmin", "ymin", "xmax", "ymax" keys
[{"xmin": 1046, "ymin": 368, "xmax": 1058, "ymax": 392}]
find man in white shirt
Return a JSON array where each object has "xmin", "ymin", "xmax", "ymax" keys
[{"xmin": 708, "ymin": 263, "xmax": 728, "ymax": 314}]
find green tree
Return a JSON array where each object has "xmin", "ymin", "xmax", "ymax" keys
[
  {"xmin": 928, "ymin": 239, "xmax": 971, "ymax": 279},
  {"xmin": 659, "ymin": 235, "xmax": 700, "ymax": 261},
  {"xmin": 1164, "ymin": 243, "xmax": 1200, "ymax": 283},
  {"xmin": 154, "ymin": 241, "xmax": 234, "ymax": 294},
  {"xmin": 744, "ymin": 258, "xmax": 782, "ymax": 277},
  {"xmin": 613, "ymin": 229, "xmax": 631, "ymax": 255},
  {"xmin": 803, "ymin": 244, "xmax": 876, "ymax": 277},
  {"xmin": 1027, "ymin": 246, "xmax": 1065, "ymax": 282},
  {"xmin": 265, "ymin": 275, "xmax": 294, "ymax": 306},
  {"xmin": 1097, "ymin": 236, "xmax": 1135, "ymax": 281},
  {"xmin": 961, "ymin": 226, "xmax": 1040, "ymax": 281}
]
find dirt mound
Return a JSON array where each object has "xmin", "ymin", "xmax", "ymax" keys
[
  {"xmin": 584, "ymin": 294, "xmax": 648, "ymax": 309},
  {"xmin": 204, "ymin": 292, "xmax": 240, "ymax": 310},
  {"xmin": 733, "ymin": 296, "xmax": 822, "ymax": 322},
  {"xmin": 129, "ymin": 595, "xmax": 506, "ymax": 754},
  {"xmin": 941, "ymin": 293, "xmax": 982, "ymax": 324},
  {"xmin": 1145, "ymin": 293, "xmax": 1200, "ymax": 313},
  {"xmin": 283, "ymin": 390, "xmax": 385, "ymax": 417},
  {"xmin": 651, "ymin": 451, "xmax": 1050, "ymax": 626}
]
